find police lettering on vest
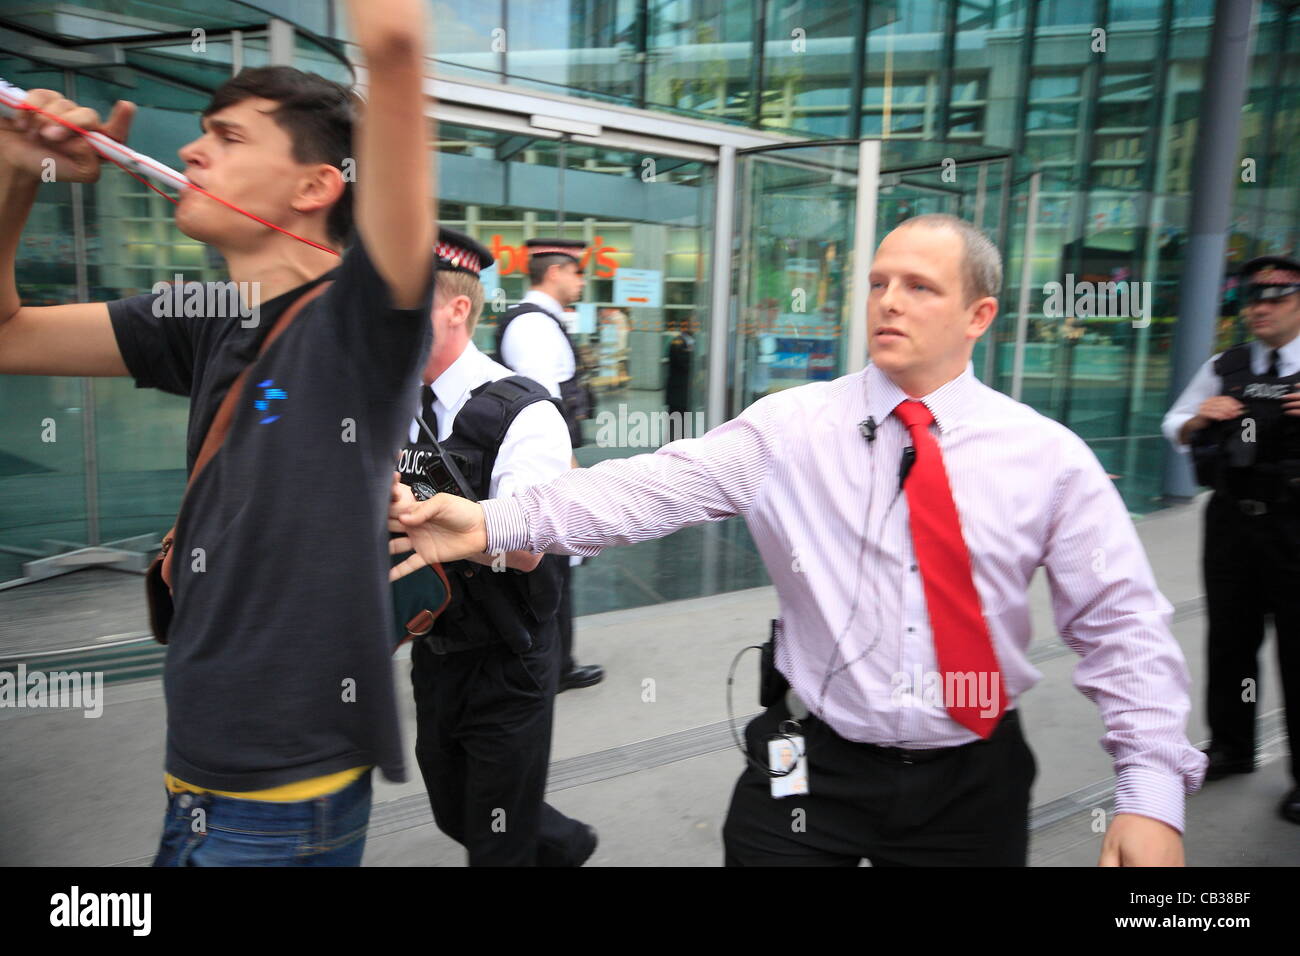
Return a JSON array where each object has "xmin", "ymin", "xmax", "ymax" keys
[
  {"xmin": 1192, "ymin": 342, "xmax": 1300, "ymax": 502},
  {"xmin": 394, "ymin": 376, "xmax": 567, "ymax": 649}
]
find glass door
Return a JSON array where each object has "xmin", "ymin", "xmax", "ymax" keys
[
  {"xmin": 434, "ymin": 122, "xmax": 716, "ymax": 468},
  {"xmin": 733, "ymin": 140, "xmax": 1011, "ymax": 415},
  {"xmin": 732, "ymin": 143, "xmax": 864, "ymax": 416}
]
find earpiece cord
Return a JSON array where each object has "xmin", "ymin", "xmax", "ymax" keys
[
  {"xmin": 816, "ymin": 486, "xmax": 902, "ymax": 704},
  {"xmin": 814, "ymin": 418, "xmax": 896, "ymax": 710},
  {"xmin": 726, "ymin": 644, "xmax": 798, "ymax": 778},
  {"xmin": 9, "ymin": 99, "xmax": 340, "ymax": 256}
]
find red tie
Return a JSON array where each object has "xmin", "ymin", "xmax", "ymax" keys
[{"xmin": 893, "ymin": 399, "xmax": 1004, "ymax": 738}]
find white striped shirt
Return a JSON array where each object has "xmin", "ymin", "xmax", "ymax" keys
[{"xmin": 483, "ymin": 361, "xmax": 1209, "ymax": 832}]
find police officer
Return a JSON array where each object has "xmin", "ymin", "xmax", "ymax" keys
[
  {"xmin": 495, "ymin": 237, "xmax": 604, "ymax": 692},
  {"xmin": 664, "ymin": 313, "xmax": 697, "ymax": 443},
  {"xmin": 1163, "ymin": 254, "xmax": 1300, "ymax": 825},
  {"xmin": 393, "ymin": 228, "xmax": 598, "ymax": 864}
]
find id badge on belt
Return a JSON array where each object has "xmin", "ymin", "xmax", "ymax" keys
[{"xmin": 768, "ymin": 718, "xmax": 809, "ymax": 798}]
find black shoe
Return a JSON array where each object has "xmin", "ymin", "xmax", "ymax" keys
[
  {"xmin": 574, "ymin": 824, "xmax": 598, "ymax": 866},
  {"xmin": 1203, "ymin": 746, "xmax": 1255, "ymax": 781},
  {"xmin": 1281, "ymin": 788, "xmax": 1300, "ymax": 825},
  {"xmin": 559, "ymin": 664, "xmax": 605, "ymax": 693}
]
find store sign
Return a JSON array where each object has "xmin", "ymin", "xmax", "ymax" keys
[
  {"xmin": 488, "ymin": 233, "xmax": 621, "ymax": 278},
  {"xmin": 613, "ymin": 268, "xmax": 663, "ymax": 308}
]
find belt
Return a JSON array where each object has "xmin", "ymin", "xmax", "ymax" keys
[
  {"xmin": 420, "ymin": 632, "xmax": 502, "ymax": 655},
  {"xmin": 1217, "ymin": 494, "xmax": 1293, "ymax": 516},
  {"xmin": 797, "ymin": 707, "xmax": 1019, "ymax": 765}
]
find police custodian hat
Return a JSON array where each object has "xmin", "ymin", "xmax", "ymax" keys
[
  {"xmin": 434, "ymin": 226, "xmax": 493, "ymax": 275},
  {"xmin": 1240, "ymin": 254, "xmax": 1300, "ymax": 302},
  {"xmin": 525, "ymin": 237, "xmax": 587, "ymax": 263}
]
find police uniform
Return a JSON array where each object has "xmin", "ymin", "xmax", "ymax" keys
[
  {"xmin": 665, "ymin": 325, "xmax": 696, "ymax": 442},
  {"xmin": 1162, "ymin": 254, "xmax": 1300, "ymax": 824},
  {"xmin": 493, "ymin": 237, "xmax": 604, "ymax": 691},
  {"xmin": 394, "ymin": 228, "xmax": 596, "ymax": 864},
  {"xmin": 494, "ymin": 238, "xmax": 594, "ymax": 449}
]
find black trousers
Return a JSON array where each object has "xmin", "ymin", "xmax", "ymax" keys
[
  {"xmin": 556, "ymin": 560, "xmax": 575, "ymax": 674},
  {"xmin": 410, "ymin": 620, "xmax": 589, "ymax": 865},
  {"xmin": 1203, "ymin": 493, "xmax": 1300, "ymax": 782},
  {"xmin": 722, "ymin": 703, "xmax": 1036, "ymax": 866}
]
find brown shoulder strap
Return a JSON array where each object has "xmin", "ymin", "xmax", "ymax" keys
[{"xmin": 186, "ymin": 280, "xmax": 333, "ymax": 490}]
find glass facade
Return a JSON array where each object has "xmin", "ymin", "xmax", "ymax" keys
[
  {"xmin": 421, "ymin": 0, "xmax": 1300, "ymax": 514},
  {"xmin": 2, "ymin": 1, "xmax": 1298, "ymax": 614}
]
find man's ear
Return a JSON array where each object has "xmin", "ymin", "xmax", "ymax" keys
[
  {"xmin": 968, "ymin": 295, "xmax": 998, "ymax": 340},
  {"xmin": 293, "ymin": 163, "xmax": 345, "ymax": 216},
  {"xmin": 448, "ymin": 294, "xmax": 473, "ymax": 328}
]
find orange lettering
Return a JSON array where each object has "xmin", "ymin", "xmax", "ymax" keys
[
  {"xmin": 594, "ymin": 236, "xmax": 620, "ymax": 279},
  {"xmin": 490, "ymin": 234, "xmax": 516, "ymax": 275}
]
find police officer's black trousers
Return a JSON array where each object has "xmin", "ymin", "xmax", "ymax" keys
[
  {"xmin": 722, "ymin": 702, "xmax": 1035, "ymax": 866},
  {"xmin": 556, "ymin": 560, "xmax": 575, "ymax": 673},
  {"xmin": 1203, "ymin": 493, "xmax": 1300, "ymax": 782},
  {"xmin": 410, "ymin": 620, "xmax": 589, "ymax": 865}
]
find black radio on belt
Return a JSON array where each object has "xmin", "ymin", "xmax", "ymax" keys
[
  {"xmin": 406, "ymin": 416, "xmax": 533, "ymax": 654},
  {"xmin": 410, "ymin": 417, "xmax": 478, "ymax": 501}
]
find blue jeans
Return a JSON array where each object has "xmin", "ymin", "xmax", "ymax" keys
[{"xmin": 152, "ymin": 770, "xmax": 372, "ymax": 866}]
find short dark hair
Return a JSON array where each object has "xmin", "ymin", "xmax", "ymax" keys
[
  {"xmin": 204, "ymin": 66, "xmax": 357, "ymax": 245},
  {"xmin": 527, "ymin": 253, "xmax": 576, "ymax": 286}
]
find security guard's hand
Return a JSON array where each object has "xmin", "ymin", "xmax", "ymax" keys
[
  {"xmin": 1282, "ymin": 388, "xmax": 1300, "ymax": 417},
  {"xmin": 0, "ymin": 90, "xmax": 136, "ymax": 183},
  {"xmin": 1099, "ymin": 813, "xmax": 1184, "ymax": 867},
  {"xmin": 387, "ymin": 474, "xmax": 489, "ymax": 580},
  {"xmin": 1195, "ymin": 395, "xmax": 1245, "ymax": 422}
]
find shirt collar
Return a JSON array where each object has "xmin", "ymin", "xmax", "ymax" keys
[
  {"xmin": 863, "ymin": 361, "xmax": 979, "ymax": 434},
  {"xmin": 523, "ymin": 289, "xmax": 563, "ymax": 319},
  {"xmin": 430, "ymin": 341, "xmax": 485, "ymax": 412},
  {"xmin": 1254, "ymin": 335, "xmax": 1300, "ymax": 370}
]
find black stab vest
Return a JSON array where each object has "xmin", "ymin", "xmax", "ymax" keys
[
  {"xmin": 394, "ymin": 375, "xmax": 567, "ymax": 645},
  {"xmin": 1191, "ymin": 342, "xmax": 1300, "ymax": 501},
  {"xmin": 493, "ymin": 303, "xmax": 593, "ymax": 448}
]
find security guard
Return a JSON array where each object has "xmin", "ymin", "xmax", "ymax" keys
[
  {"xmin": 1163, "ymin": 254, "xmax": 1300, "ymax": 825},
  {"xmin": 494, "ymin": 237, "xmax": 604, "ymax": 692},
  {"xmin": 393, "ymin": 228, "xmax": 598, "ymax": 864}
]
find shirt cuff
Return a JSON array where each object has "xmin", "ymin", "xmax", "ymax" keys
[
  {"xmin": 1112, "ymin": 766, "xmax": 1189, "ymax": 834},
  {"xmin": 482, "ymin": 496, "xmax": 531, "ymax": 553},
  {"xmin": 1161, "ymin": 415, "xmax": 1190, "ymax": 451}
]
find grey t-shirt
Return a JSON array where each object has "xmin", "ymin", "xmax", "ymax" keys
[{"xmin": 108, "ymin": 237, "xmax": 432, "ymax": 790}]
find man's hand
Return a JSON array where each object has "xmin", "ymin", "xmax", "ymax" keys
[
  {"xmin": 387, "ymin": 473, "xmax": 490, "ymax": 580},
  {"xmin": 1195, "ymin": 395, "xmax": 1245, "ymax": 423},
  {"xmin": 1282, "ymin": 388, "xmax": 1300, "ymax": 418},
  {"xmin": 0, "ymin": 90, "xmax": 135, "ymax": 183},
  {"xmin": 1098, "ymin": 813, "xmax": 1185, "ymax": 866},
  {"xmin": 1178, "ymin": 395, "xmax": 1246, "ymax": 444}
]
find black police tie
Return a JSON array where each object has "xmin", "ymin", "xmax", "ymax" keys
[
  {"xmin": 420, "ymin": 385, "xmax": 441, "ymax": 441},
  {"xmin": 1268, "ymin": 349, "xmax": 1281, "ymax": 377}
]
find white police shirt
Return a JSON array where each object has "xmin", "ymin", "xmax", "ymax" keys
[
  {"xmin": 498, "ymin": 289, "xmax": 577, "ymax": 400},
  {"xmin": 411, "ymin": 341, "xmax": 572, "ymax": 496},
  {"xmin": 1162, "ymin": 335, "xmax": 1300, "ymax": 450}
]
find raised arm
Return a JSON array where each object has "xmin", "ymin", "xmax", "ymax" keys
[
  {"xmin": 0, "ymin": 93, "xmax": 135, "ymax": 375},
  {"xmin": 346, "ymin": 0, "xmax": 435, "ymax": 309}
]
